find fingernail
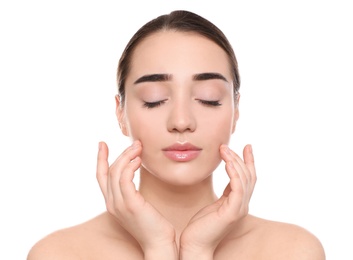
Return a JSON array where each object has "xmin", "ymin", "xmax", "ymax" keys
[{"xmin": 98, "ymin": 142, "xmax": 102, "ymax": 151}]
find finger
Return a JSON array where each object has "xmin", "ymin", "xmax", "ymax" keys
[
  {"xmin": 225, "ymin": 159, "xmax": 244, "ymax": 198},
  {"xmin": 96, "ymin": 142, "xmax": 109, "ymax": 199},
  {"xmin": 108, "ymin": 142, "xmax": 142, "ymax": 202},
  {"xmin": 218, "ymin": 161, "xmax": 244, "ymax": 217},
  {"xmin": 243, "ymin": 144, "xmax": 257, "ymax": 186},
  {"xmin": 220, "ymin": 146, "xmax": 247, "ymax": 188},
  {"xmin": 220, "ymin": 145, "xmax": 251, "ymax": 212},
  {"xmin": 119, "ymin": 156, "xmax": 142, "ymax": 204},
  {"xmin": 228, "ymin": 146, "xmax": 256, "ymax": 200},
  {"xmin": 227, "ymin": 148, "xmax": 251, "ymax": 184},
  {"xmin": 109, "ymin": 140, "xmax": 139, "ymax": 169},
  {"xmin": 220, "ymin": 146, "xmax": 245, "ymax": 198}
]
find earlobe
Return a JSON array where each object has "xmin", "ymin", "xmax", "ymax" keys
[
  {"xmin": 231, "ymin": 109, "xmax": 239, "ymax": 133},
  {"xmin": 115, "ymin": 95, "xmax": 129, "ymax": 136},
  {"xmin": 232, "ymin": 94, "xmax": 240, "ymax": 133}
]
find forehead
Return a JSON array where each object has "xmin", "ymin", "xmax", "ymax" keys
[{"xmin": 128, "ymin": 31, "xmax": 231, "ymax": 81}]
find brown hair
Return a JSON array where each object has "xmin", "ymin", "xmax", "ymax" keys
[{"xmin": 117, "ymin": 10, "xmax": 240, "ymax": 105}]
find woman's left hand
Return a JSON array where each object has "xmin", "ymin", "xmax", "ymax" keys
[{"xmin": 179, "ymin": 144, "xmax": 256, "ymax": 258}]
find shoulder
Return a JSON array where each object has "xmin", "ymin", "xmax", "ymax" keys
[
  {"xmin": 27, "ymin": 227, "xmax": 81, "ymax": 260},
  {"xmin": 217, "ymin": 215, "xmax": 325, "ymax": 260},
  {"xmin": 27, "ymin": 213, "xmax": 143, "ymax": 260},
  {"xmin": 253, "ymin": 216, "xmax": 326, "ymax": 259}
]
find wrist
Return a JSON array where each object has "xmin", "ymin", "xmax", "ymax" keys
[
  {"xmin": 143, "ymin": 242, "xmax": 178, "ymax": 260},
  {"xmin": 179, "ymin": 245, "xmax": 214, "ymax": 260}
]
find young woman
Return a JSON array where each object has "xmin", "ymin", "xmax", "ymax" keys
[{"xmin": 28, "ymin": 10, "xmax": 325, "ymax": 259}]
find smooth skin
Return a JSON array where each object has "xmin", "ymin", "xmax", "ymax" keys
[
  {"xmin": 27, "ymin": 31, "xmax": 325, "ymax": 259},
  {"xmin": 96, "ymin": 140, "xmax": 255, "ymax": 259}
]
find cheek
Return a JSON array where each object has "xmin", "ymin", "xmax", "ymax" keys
[
  {"xmin": 125, "ymin": 111, "xmax": 164, "ymax": 142},
  {"xmin": 125, "ymin": 113, "xmax": 166, "ymax": 174},
  {"xmin": 201, "ymin": 110, "xmax": 234, "ymax": 142}
]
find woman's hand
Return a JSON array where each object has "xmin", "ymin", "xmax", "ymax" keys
[
  {"xmin": 96, "ymin": 141, "xmax": 177, "ymax": 258},
  {"xmin": 180, "ymin": 144, "xmax": 256, "ymax": 259}
]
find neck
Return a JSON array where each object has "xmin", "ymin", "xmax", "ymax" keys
[{"xmin": 138, "ymin": 166, "xmax": 218, "ymax": 236}]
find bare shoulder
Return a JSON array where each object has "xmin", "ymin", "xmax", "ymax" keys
[
  {"xmin": 27, "ymin": 213, "xmax": 143, "ymax": 260},
  {"xmin": 216, "ymin": 215, "xmax": 325, "ymax": 260},
  {"xmin": 27, "ymin": 227, "xmax": 81, "ymax": 260},
  {"xmin": 251, "ymin": 215, "xmax": 326, "ymax": 259}
]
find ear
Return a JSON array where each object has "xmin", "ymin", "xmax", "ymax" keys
[
  {"xmin": 231, "ymin": 94, "xmax": 240, "ymax": 133},
  {"xmin": 115, "ymin": 95, "xmax": 129, "ymax": 136}
]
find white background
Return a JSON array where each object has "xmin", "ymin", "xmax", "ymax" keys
[{"xmin": 1, "ymin": 0, "xmax": 352, "ymax": 259}]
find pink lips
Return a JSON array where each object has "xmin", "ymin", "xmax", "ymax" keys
[{"xmin": 162, "ymin": 143, "xmax": 202, "ymax": 162}]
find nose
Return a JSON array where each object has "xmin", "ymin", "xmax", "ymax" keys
[{"xmin": 167, "ymin": 99, "xmax": 196, "ymax": 133}]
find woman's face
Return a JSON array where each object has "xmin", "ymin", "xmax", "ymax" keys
[{"xmin": 117, "ymin": 31, "xmax": 238, "ymax": 186}]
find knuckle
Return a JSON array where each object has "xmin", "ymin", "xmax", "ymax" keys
[
  {"xmin": 124, "ymin": 200, "xmax": 139, "ymax": 214},
  {"xmin": 125, "ymin": 204, "xmax": 136, "ymax": 214}
]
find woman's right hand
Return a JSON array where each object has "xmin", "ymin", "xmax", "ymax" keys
[{"xmin": 96, "ymin": 140, "xmax": 177, "ymax": 258}]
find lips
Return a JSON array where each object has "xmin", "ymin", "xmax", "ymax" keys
[{"xmin": 162, "ymin": 143, "xmax": 202, "ymax": 162}]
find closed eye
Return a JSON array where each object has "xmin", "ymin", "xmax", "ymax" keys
[
  {"xmin": 143, "ymin": 99, "xmax": 167, "ymax": 109},
  {"xmin": 197, "ymin": 100, "xmax": 222, "ymax": 107}
]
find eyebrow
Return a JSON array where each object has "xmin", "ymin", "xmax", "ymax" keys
[
  {"xmin": 134, "ymin": 74, "xmax": 171, "ymax": 84},
  {"xmin": 193, "ymin": 72, "xmax": 228, "ymax": 82},
  {"xmin": 133, "ymin": 72, "xmax": 228, "ymax": 85}
]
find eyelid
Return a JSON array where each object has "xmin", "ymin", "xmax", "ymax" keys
[
  {"xmin": 143, "ymin": 99, "xmax": 168, "ymax": 109},
  {"xmin": 142, "ymin": 98, "xmax": 222, "ymax": 108},
  {"xmin": 197, "ymin": 99, "xmax": 222, "ymax": 106}
]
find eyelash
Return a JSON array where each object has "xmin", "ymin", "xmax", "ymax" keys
[
  {"xmin": 143, "ymin": 100, "xmax": 167, "ymax": 108},
  {"xmin": 143, "ymin": 99, "xmax": 222, "ymax": 109},
  {"xmin": 197, "ymin": 100, "xmax": 222, "ymax": 107}
]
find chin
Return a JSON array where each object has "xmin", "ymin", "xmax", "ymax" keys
[{"xmin": 140, "ymin": 160, "xmax": 219, "ymax": 187}]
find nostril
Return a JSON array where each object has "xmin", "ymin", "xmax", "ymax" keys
[{"xmin": 166, "ymin": 103, "xmax": 197, "ymax": 133}]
